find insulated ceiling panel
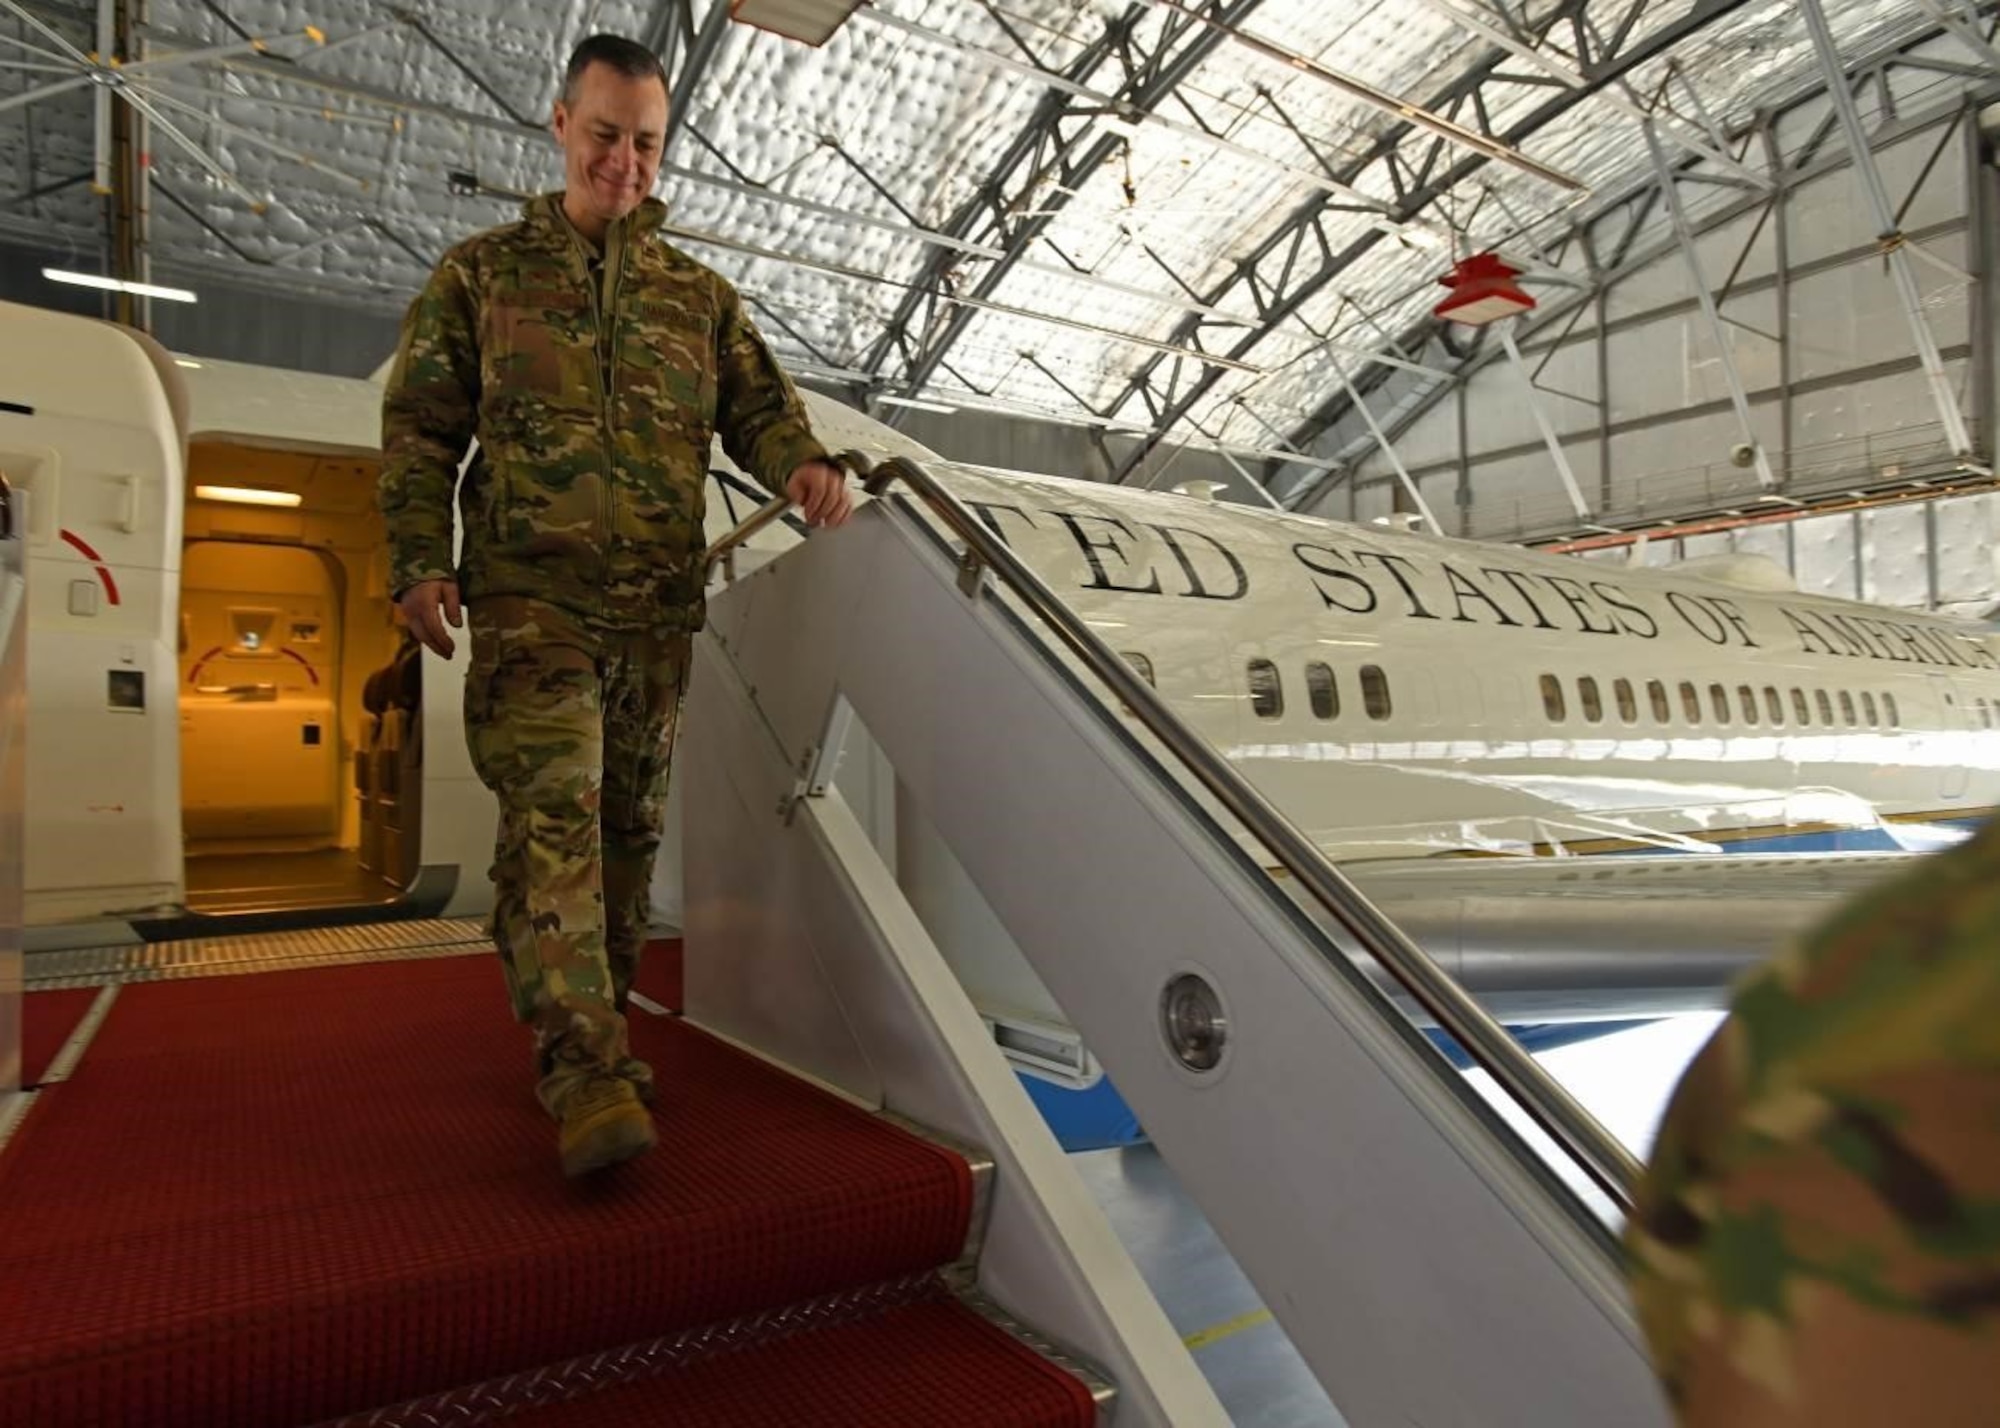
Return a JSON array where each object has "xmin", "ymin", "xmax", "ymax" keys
[{"xmin": 0, "ymin": 0, "xmax": 1974, "ymax": 463}]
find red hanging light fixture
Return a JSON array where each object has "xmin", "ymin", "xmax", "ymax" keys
[{"xmin": 1432, "ymin": 252, "xmax": 1536, "ymax": 327}]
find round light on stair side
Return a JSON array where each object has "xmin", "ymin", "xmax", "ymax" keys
[{"xmin": 1162, "ymin": 974, "xmax": 1228, "ymax": 1072}]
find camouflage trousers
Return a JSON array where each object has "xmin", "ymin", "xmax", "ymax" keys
[{"xmin": 463, "ymin": 595, "xmax": 692, "ymax": 1118}]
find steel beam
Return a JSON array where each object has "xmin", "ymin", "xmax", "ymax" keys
[
  {"xmin": 1106, "ymin": 0, "xmax": 1756, "ymax": 484},
  {"xmin": 1400, "ymin": 0, "xmax": 1764, "ymax": 184},
  {"xmin": 1766, "ymin": 118, "xmax": 1795, "ymax": 483},
  {"xmin": 1500, "ymin": 325, "xmax": 1590, "ymax": 517},
  {"xmin": 639, "ymin": 0, "xmax": 693, "ymax": 74},
  {"xmin": 1798, "ymin": 0, "xmax": 1976, "ymax": 457},
  {"xmin": 1334, "ymin": 358, "xmax": 1442, "ymax": 531},
  {"xmin": 1640, "ymin": 116, "xmax": 1776, "ymax": 488},
  {"xmin": 1909, "ymin": 0, "xmax": 2000, "ymax": 74},
  {"xmin": 859, "ymin": 0, "xmax": 1268, "ymax": 398},
  {"xmin": 664, "ymin": 0, "xmax": 728, "ymax": 159},
  {"xmin": 1142, "ymin": 0, "xmax": 1584, "ymax": 190},
  {"xmin": 1971, "ymin": 93, "xmax": 1998, "ymax": 458},
  {"xmin": 91, "ymin": 0, "xmax": 109, "ymax": 194}
]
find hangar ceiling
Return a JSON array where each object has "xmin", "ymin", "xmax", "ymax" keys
[{"xmin": 0, "ymin": 0, "xmax": 1992, "ymax": 482}]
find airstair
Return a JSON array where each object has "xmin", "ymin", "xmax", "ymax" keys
[{"xmin": 0, "ymin": 456, "xmax": 1674, "ymax": 1425}]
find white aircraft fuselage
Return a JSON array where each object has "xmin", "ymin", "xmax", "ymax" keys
[
  {"xmin": 1, "ymin": 296, "xmax": 1991, "ymax": 946},
  {"xmin": 907, "ymin": 464, "xmax": 2000, "ymax": 862}
]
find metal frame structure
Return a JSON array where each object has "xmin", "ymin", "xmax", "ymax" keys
[
  {"xmin": 1099, "ymin": 0, "xmax": 1758, "ymax": 484},
  {"xmin": 1275, "ymin": 11, "xmax": 2000, "ymax": 524},
  {"xmin": 853, "ymin": 0, "xmax": 1268, "ymax": 409},
  {"xmin": 0, "ymin": 0, "xmax": 1991, "ymax": 500},
  {"xmin": 1800, "ymin": 0, "xmax": 1977, "ymax": 457}
]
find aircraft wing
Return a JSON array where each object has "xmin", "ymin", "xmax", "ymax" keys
[{"xmin": 1338, "ymin": 849, "xmax": 1911, "ymax": 1023}]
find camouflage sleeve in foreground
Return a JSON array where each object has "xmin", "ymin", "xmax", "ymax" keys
[
  {"xmin": 1625, "ymin": 818, "xmax": 2000, "ymax": 1427},
  {"xmin": 710, "ymin": 280, "xmax": 828, "ymax": 497},
  {"xmin": 379, "ymin": 250, "xmax": 481, "ymax": 598}
]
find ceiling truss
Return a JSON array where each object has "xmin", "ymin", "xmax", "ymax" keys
[
  {"xmin": 1272, "ymin": 7, "xmax": 2000, "ymax": 506},
  {"xmin": 1100, "ymin": 0, "xmax": 1766, "ymax": 484},
  {"xmin": 855, "ymin": 0, "xmax": 1269, "ymax": 405}
]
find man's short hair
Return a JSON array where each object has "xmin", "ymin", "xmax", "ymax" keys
[{"xmin": 561, "ymin": 34, "xmax": 668, "ymax": 106}]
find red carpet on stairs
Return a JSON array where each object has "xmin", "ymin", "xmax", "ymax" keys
[
  {"xmin": 0, "ymin": 956, "xmax": 1030, "ymax": 1428},
  {"xmin": 488, "ymin": 1296, "xmax": 1099, "ymax": 1427},
  {"xmin": 20, "ymin": 986, "xmax": 100, "ymax": 1085}
]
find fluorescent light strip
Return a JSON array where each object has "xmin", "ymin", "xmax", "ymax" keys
[
  {"xmin": 43, "ymin": 269, "xmax": 198, "ymax": 303},
  {"xmin": 194, "ymin": 485, "xmax": 302, "ymax": 508}
]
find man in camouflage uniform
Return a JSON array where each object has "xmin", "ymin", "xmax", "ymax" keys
[
  {"xmin": 379, "ymin": 33, "xmax": 851, "ymax": 1176},
  {"xmin": 1626, "ymin": 817, "xmax": 2000, "ymax": 1424}
]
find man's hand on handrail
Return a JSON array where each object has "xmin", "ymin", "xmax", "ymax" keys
[{"xmin": 786, "ymin": 459, "xmax": 853, "ymax": 528}]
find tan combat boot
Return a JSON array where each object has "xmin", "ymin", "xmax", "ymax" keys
[
  {"xmin": 557, "ymin": 1073, "xmax": 658, "ymax": 1177},
  {"xmin": 615, "ymin": 1056, "xmax": 655, "ymax": 1107}
]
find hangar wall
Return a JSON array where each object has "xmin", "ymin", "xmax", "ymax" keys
[{"xmin": 1572, "ymin": 491, "xmax": 2000, "ymax": 624}]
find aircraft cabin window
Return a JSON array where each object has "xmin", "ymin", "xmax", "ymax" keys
[
  {"xmin": 1679, "ymin": 681, "xmax": 1701, "ymax": 724},
  {"xmin": 1578, "ymin": 676, "xmax": 1603, "ymax": 724},
  {"xmin": 1737, "ymin": 685, "xmax": 1759, "ymax": 726},
  {"xmin": 1839, "ymin": 690, "xmax": 1856, "ymax": 726},
  {"xmin": 1360, "ymin": 665, "xmax": 1392, "ymax": 721},
  {"xmin": 1121, "ymin": 652, "xmax": 1156, "ymax": 687},
  {"xmin": 1884, "ymin": 692, "xmax": 1899, "ymax": 727},
  {"xmin": 1614, "ymin": 678, "xmax": 1637, "ymax": 725},
  {"xmin": 1763, "ymin": 686, "xmax": 1784, "ymax": 725},
  {"xmin": 1791, "ymin": 688, "xmax": 1810, "ymax": 725},
  {"xmin": 1647, "ymin": 679, "xmax": 1670, "ymax": 724},
  {"xmin": 1248, "ymin": 659, "xmax": 1283, "ymax": 720},
  {"xmin": 1709, "ymin": 684, "xmax": 1731, "ymax": 725},
  {"xmin": 1541, "ymin": 674, "xmax": 1566, "ymax": 722},
  {"xmin": 1816, "ymin": 689, "xmax": 1835, "ymax": 725},
  {"xmin": 1862, "ymin": 692, "xmax": 1879, "ymax": 726},
  {"xmin": 1306, "ymin": 662, "xmax": 1338, "ymax": 720}
]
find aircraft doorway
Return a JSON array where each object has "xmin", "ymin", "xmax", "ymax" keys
[{"xmin": 178, "ymin": 443, "xmax": 415, "ymax": 916}]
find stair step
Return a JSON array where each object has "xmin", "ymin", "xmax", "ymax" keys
[
  {"xmin": 18, "ymin": 986, "xmax": 100, "ymax": 1084},
  {"xmin": 332, "ymin": 1280, "xmax": 1107, "ymax": 1427},
  {"xmin": 0, "ymin": 957, "xmax": 996, "ymax": 1427}
]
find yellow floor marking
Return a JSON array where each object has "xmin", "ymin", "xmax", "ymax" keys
[{"xmin": 1183, "ymin": 1307, "xmax": 1274, "ymax": 1352}]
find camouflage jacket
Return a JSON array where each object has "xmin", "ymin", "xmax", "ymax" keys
[
  {"xmin": 1626, "ymin": 818, "xmax": 2000, "ymax": 1426},
  {"xmin": 379, "ymin": 192, "xmax": 828, "ymax": 628}
]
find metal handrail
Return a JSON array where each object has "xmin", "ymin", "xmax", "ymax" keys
[
  {"xmin": 702, "ymin": 452, "xmax": 1643, "ymax": 1214},
  {"xmin": 703, "ymin": 495, "xmax": 793, "ymax": 579}
]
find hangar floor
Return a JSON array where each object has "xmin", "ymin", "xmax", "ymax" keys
[{"xmin": 1072, "ymin": 1144, "xmax": 1345, "ymax": 1426}]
